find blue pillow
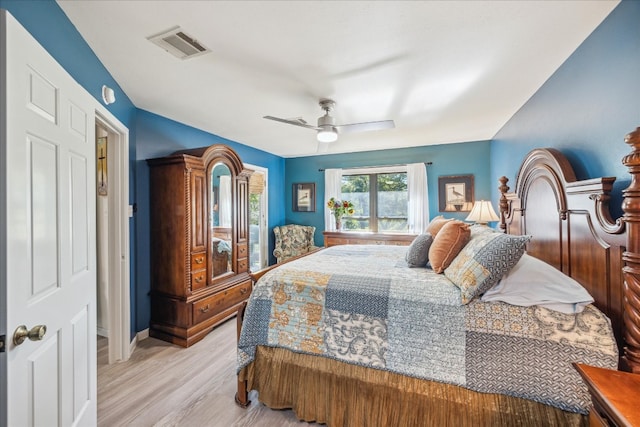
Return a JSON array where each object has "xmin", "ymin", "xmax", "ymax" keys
[{"xmin": 405, "ymin": 233, "xmax": 433, "ymax": 267}]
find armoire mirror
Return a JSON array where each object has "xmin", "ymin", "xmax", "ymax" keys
[{"xmin": 211, "ymin": 162, "xmax": 233, "ymax": 279}]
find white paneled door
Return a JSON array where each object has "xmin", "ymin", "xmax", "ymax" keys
[{"xmin": 1, "ymin": 11, "xmax": 97, "ymax": 426}]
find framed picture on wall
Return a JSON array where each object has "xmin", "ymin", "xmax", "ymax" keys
[
  {"xmin": 438, "ymin": 175, "xmax": 474, "ymax": 212},
  {"xmin": 97, "ymin": 136, "xmax": 108, "ymax": 196},
  {"xmin": 293, "ymin": 182, "xmax": 316, "ymax": 212}
]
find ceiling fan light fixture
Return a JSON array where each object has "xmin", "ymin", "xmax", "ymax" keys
[
  {"xmin": 264, "ymin": 97, "xmax": 393, "ymax": 150},
  {"xmin": 317, "ymin": 128, "xmax": 338, "ymax": 143}
]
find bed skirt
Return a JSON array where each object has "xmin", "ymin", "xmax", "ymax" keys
[{"xmin": 239, "ymin": 346, "xmax": 586, "ymax": 426}]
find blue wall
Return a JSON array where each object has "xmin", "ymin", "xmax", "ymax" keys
[
  {"xmin": 285, "ymin": 141, "xmax": 492, "ymax": 246},
  {"xmin": 134, "ymin": 110, "xmax": 285, "ymax": 330},
  {"xmin": 491, "ymin": 0, "xmax": 640, "ymax": 217}
]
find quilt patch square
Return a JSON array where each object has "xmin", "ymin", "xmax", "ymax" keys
[
  {"xmin": 387, "ymin": 298, "xmax": 465, "ymax": 384},
  {"xmin": 465, "ymin": 331, "xmax": 614, "ymax": 413},
  {"xmin": 324, "ymin": 308, "xmax": 387, "ymax": 367},
  {"xmin": 267, "ymin": 280, "xmax": 327, "ymax": 354},
  {"xmin": 237, "ymin": 299, "xmax": 271, "ymax": 363},
  {"xmin": 326, "ymin": 274, "xmax": 391, "ymax": 318}
]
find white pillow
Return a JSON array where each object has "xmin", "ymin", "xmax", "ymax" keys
[{"xmin": 480, "ymin": 254, "xmax": 594, "ymax": 314}]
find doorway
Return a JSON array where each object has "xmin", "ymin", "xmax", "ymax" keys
[
  {"xmin": 96, "ymin": 124, "xmax": 109, "ymax": 338},
  {"xmin": 246, "ymin": 164, "xmax": 268, "ymax": 271},
  {"xmin": 95, "ymin": 112, "xmax": 131, "ymax": 364}
]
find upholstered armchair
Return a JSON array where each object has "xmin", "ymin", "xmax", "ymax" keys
[{"xmin": 273, "ymin": 224, "xmax": 317, "ymax": 263}]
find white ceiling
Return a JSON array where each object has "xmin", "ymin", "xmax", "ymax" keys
[{"xmin": 57, "ymin": 0, "xmax": 618, "ymax": 158}]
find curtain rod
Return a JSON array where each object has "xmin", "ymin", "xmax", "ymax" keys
[{"xmin": 318, "ymin": 162, "xmax": 432, "ymax": 172}]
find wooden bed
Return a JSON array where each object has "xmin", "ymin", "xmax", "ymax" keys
[{"xmin": 235, "ymin": 126, "xmax": 640, "ymax": 425}]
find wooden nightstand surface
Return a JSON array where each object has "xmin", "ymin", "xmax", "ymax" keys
[
  {"xmin": 574, "ymin": 363, "xmax": 640, "ymax": 426},
  {"xmin": 323, "ymin": 231, "xmax": 417, "ymax": 247}
]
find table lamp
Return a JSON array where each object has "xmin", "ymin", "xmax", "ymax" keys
[{"xmin": 466, "ymin": 200, "xmax": 499, "ymax": 225}]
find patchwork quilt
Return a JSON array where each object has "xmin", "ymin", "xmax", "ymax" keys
[{"xmin": 237, "ymin": 245, "xmax": 618, "ymax": 413}]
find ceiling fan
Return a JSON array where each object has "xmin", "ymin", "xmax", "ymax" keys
[{"xmin": 264, "ymin": 99, "xmax": 395, "ymax": 150}]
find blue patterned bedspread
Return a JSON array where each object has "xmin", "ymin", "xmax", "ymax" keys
[{"xmin": 237, "ymin": 245, "xmax": 618, "ymax": 413}]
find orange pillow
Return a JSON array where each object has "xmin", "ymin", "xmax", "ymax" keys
[
  {"xmin": 428, "ymin": 221, "xmax": 471, "ymax": 273},
  {"xmin": 426, "ymin": 216, "xmax": 453, "ymax": 236}
]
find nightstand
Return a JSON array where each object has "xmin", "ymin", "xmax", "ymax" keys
[{"xmin": 574, "ymin": 363, "xmax": 640, "ymax": 426}]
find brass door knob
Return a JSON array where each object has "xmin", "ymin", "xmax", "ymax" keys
[{"xmin": 13, "ymin": 324, "xmax": 47, "ymax": 346}]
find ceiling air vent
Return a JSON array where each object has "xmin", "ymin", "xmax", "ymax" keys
[{"xmin": 148, "ymin": 26, "xmax": 210, "ymax": 60}]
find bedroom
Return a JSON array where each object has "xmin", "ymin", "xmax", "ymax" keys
[{"xmin": 1, "ymin": 0, "xmax": 640, "ymax": 425}]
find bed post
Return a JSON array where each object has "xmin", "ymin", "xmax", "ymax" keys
[
  {"xmin": 622, "ymin": 126, "xmax": 640, "ymax": 373},
  {"xmin": 235, "ymin": 302, "xmax": 250, "ymax": 407}
]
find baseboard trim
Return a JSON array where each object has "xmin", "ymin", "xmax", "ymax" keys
[
  {"xmin": 97, "ymin": 326, "xmax": 109, "ymax": 338},
  {"xmin": 137, "ymin": 328, "xmax": 149, "ymax": 340},
  {"xmin": 130, "ymin": 328, "xmax": 149, "ymax": 354}
]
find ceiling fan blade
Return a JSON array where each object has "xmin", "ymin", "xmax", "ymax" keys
[
  {"xmin": 335, "ymin": 120, "xmax": 395, "ymax": 135},
  {"xmin": 263, "ymin": 115, "xmax": 319, "ymax": 131}
]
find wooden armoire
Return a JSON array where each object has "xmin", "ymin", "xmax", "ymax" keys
[{"xmin": 147, "ymin": 144, "xmax": 252, "ymax": 347}]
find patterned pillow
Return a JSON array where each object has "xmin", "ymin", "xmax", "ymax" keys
[
  {"xmin": 405, "ymin": 233, "xmax": 434, "ymax": 267},
  {"xmin": 428, "ymin": 221, "xmax": 471, "ymax": 273},
  {"xmin": 444, "ymin": 232, "xmax": 531, "ymax": 304}
]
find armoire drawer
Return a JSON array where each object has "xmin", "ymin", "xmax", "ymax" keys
[
  {"xmin": 191, "ymin": 270, "xmax": 207, "ymax": 291},
  {"xmin": 192, "ymin": 280, "xmax": 251, "ymax": 324},
  {"xmin": 236, "ymin": 243, "xmax": 248, "ymax": 258},
  {"xmin": 191, "ymin": 252, "xmax": 206, "ymax": 271}
]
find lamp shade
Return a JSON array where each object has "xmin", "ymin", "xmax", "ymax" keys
[{"xmin": 465, "ymin": 200, "xmax": 499, "ymax": 224}]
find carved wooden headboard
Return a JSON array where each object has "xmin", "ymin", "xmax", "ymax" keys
[{"xmin": 499, "ymin": 127, "xmax": 640, "ymax": 373}]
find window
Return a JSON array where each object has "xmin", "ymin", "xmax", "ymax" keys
[{"xmin": 341, "ymin": 169, "xmax": 408, "ymax": 232}]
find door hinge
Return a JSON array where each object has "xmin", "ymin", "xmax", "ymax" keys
[{"xmin": 0, "ymin": 335, "xmax": 5, "ymax": 352}]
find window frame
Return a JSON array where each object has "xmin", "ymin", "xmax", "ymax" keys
[{"xmin": 341, "ymin": 165, "xmax": 409, "ymax": 233}]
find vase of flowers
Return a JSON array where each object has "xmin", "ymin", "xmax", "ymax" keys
[{"xmin": 327, "ymin": 197, "xmax": 355, "ymax": 231}]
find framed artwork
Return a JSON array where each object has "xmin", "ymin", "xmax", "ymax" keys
[
  {"xmin": 293, "ymin": 182, "xmax": 316, "ymax": 212},
  {"xmin": 438, "ymin": 175, "xmax": 474, "ymax": 212},
  {"xmin": 97, "ymin": 136, "xmax": 108, "ymax": 196}
]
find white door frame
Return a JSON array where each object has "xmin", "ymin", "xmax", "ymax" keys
[
  {"xmin": 95, "ymin": 109, "xmax": 131, "ymax": 364},
  {"xmin": 245, "ymin": 163, "xmax": 269, "ymax": 269}
]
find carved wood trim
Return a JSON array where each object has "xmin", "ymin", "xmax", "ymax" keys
[
  {"xmin": 185, "ymin": 167, "xmax": 192, "ymax": 295},
  {"xmin": 622, "ymin": 126, "xmax": 640, "ymax": 373},
  {"xmin": 201, "ymin": 144, "xmax": 246, "ymax": 177},
  {"xmin": 566, "ymin": 178, "xmax": 625, "ymax": 235},
  {"xmin": 498, "ymin": 176, "xmax": 510, "ymax": 232},
  {"xmin": 514, "ymin": 148, "xmax": 574, "ymax": 220}
]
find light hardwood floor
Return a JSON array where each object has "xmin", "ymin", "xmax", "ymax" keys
[{"xmin": 98, "ymin": 319, "xmax": 315, "ymax": 426}]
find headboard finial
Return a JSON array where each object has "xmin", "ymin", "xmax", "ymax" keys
[{"xmin": 498, "ymin": 176, "xmax": 510, "ymax": 232}]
